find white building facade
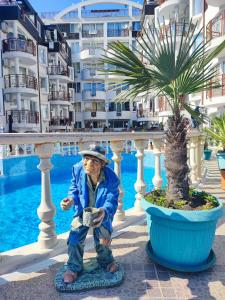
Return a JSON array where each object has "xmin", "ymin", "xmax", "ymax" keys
[
  {"xmin": 141, "ymin": 0, "xmax": 225, "ymax": 124},
  {"xmin": 42, "ymin": 0, "xmax": 146, "ymax": 131}
]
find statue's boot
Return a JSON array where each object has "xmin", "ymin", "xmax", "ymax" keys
[{"xmin": 63, "ymin": 270, "xmax": 78, "ymax": 283}]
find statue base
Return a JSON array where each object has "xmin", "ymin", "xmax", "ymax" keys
[{"xmin": 55, "ymin": 258, "xmax": 124, "ymax": 293}]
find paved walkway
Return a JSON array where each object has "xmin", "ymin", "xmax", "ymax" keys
[{"xmin": 1, "ymin": 160, "xmax": 225, "ymax": 300}]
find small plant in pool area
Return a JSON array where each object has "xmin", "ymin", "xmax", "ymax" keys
[{"xmin": 144, "ymin": 189, "xmax": 219, "ymax": 210}]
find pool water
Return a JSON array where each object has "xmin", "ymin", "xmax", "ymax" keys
[{"xmin": 0, "ymin": 152, "xmax": 166, "ymax": 252}]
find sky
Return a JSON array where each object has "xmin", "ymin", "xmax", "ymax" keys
[{"xmin": 29, "ymin": 0, "xmax": 143, "ymax": 13}]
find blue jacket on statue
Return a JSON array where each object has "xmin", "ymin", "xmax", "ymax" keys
[{"xmin": 68, "ymin": 161, "xmax": 120, "ymax": 233}]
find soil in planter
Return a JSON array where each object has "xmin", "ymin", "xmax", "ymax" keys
[{"xmin": 144, "ymin": 189, "xmax": 219, "ymax": 211}]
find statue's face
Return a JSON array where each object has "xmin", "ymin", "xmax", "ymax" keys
[{"xmin": 83, "ymin": 155, "xmax": 103, "ymax": 176}]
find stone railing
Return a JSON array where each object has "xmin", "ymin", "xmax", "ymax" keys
[{"xmin": 0, "ymin": 131, "xmax": 204, "ymax": 254}]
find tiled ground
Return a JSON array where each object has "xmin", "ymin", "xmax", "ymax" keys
[{"xmin": 0, "ymin": 160, "xmax": 225, "ymax": 300}]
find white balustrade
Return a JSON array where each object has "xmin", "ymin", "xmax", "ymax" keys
[
  {"xmin": 196, "ymin": 136, "xmax": 203, "ymax": 181},
  {"xmin": 189, "ymin": 136, "xmax": 198, "ymax": 186},
  {"xmin": 111, "ymin": 141, "xmax": 125, "ymax": 221},
  {"xmin": 200, "ymin": 136, "xmax": 205, "ymax": 176},
  {"xmin": 152, "ymin": 139, "xmax": 163, "ymax": 189},
  {"xmin": 134, "ymin": 139, "xmax": 148, "ymax": 210},
  {"xmin": 35, "ymin": 143, "xmax": 57, "ymax": 249}
]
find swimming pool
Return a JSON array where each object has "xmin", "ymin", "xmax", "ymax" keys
[{"xmin": 0, "ymin": 152, "xmax": 166, "ymax": 252}]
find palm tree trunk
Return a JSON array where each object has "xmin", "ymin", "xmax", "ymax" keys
[{"xmin": 164, "ymin": 114, "xmax": 190, "ymax": 205}]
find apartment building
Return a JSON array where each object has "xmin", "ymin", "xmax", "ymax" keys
[
  {"xmin": 41, "ymin": 0, "xmax": 148, "ymax": 131},
  {"xmin": 140, "ymin": 0, "xmax": 225, "ymax": 125},
  {"xmin": 0, "ymin": 0, "xmax": 74, "ymax": 133}
]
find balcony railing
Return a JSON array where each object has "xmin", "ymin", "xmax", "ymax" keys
[
  {"xmin": 206, "ymin": 11, "xmax": 225, "ymax": 42},
  {"xmin": 82, "ymin": 30, "xmax": 104, "ymax": 38},
  {"xmin": 81, "ymin": 9, "xmax": 128, "ymax": 18},
  {"xmin": 50, "ymin": 117, "xmax": 71, "ymax": 126},
  {"xmin": 4, "ymin": 74, "xmax": 38, "ymax": 90},
  {"xmin": 160, "ymin": 22, "xmax": 193, "ymax": 40},
  {"xmin": 0, "ymin": 130, "xmax": 203, "ymax": 275},
  {"xmin": 6, "ymin": 110, "xmax": 39, "ymax": 124},
  {"xmin": 48, "ymin": 65, "xmax": 69, "ymax": 76},
  {"xmin": 207, "ymin": 74, "xmax": 225, "ymax": 98},
  {"xmin": 48, "ymin": 91, "xmax": 71, "ymax": 101},
  {"xmin": 2, "ymin": 38, "xmax": 36, "ymax": 56},
  {"xmin": 107, "ymin": 29, "xmax": 129, "ymax": 37}
]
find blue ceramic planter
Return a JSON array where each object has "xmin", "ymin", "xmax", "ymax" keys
[
  {"xmin": 204, "ymin": 149, "xmax": 212, "ymax": 160},
  {"xmin": 142, "ymin": 198, "xmax": 224, "ymax": 272},
  {"xmin": 216, "ymin": 152, "xmax": 225, "ymax": 170}
]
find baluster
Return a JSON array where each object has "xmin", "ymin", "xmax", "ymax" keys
[
  {"xmin": 24, "ymin": 144, "xmax": 28, "ymax": 155},
  {"xmin": 15, "ymin": 144, "xmax": 20, "ymax": 156},
  {"xmin": 111, "ymin": 141, "xmax": 125, "ymax": 221},
  {"xmin": 68, "ymin": 142, "xmax": 71, "ymax": 156},
  {"xmin": 152, "ymin": 139, "xmax": 163, "ymax": 189},
  {"xmin": 134, "ymin": 140, "xmax": 148, "ymax": 210},
  {"xmin": 0, "ymin": 145, "xmax": 6, "ymax": 158},
  {"xmin": 200, "ymin": 136, "xmax": 205, "ymax": 176},
  {"xmin": 189, "ymin": 136, "xmax": 198, "ymax": 187},
  {"xmin": 35, "ymin": 143, "xmax": 57, "ymax": 249},
  {"xmin": 196, "ymin": 136, "xmax": 202, "ymax": 182},
  {"xmin": 6, "ymin": 145, "xmax": 10, "ymax": 157}
]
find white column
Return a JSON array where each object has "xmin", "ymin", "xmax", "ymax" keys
[
  {"xmin": 189, "ymin": 137, "xmax": 198, "ymax": 186},
  {"xmin": 152, "ymin": 139, "xmax": 163, "ymax": 189},
  {"xmin": 35, "ymin": 143, "xmax": 57, "ymax": 249},
  {"xmin": 134, "ymin": 140, "xmax": 148, "ymax": 210},
  {"xmin": 111, "ymin": 141, "xmax": 125, "ymax": 221}
]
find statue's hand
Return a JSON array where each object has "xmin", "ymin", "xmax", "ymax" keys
[
  {"xmin": 93, "ymin": 208, "xmax": 105, "ymax": 226},
  {"xmin": 60, "ymin": 198, "xmax": 74, "ymax": 211}
]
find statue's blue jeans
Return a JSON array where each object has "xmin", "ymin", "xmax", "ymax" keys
[{"xmin": 65, "ymin": 225, "xmax": 114, "ymax": 273}]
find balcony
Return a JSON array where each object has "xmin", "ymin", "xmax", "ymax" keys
[
  {"xmin": 207, "ymin": 11, "xmax": 225, "ymax": 42},
  {"xmin": 158, "ymin": 0, "xmax": 185, "ymax": 20},
  {"xmin": 6, "ymin": 110, "xmax": 39, "ymax": 126},
  {"xmin": 48, "ymin": 65, "xmax": 73, "ymax": 82},
  {"xmin": 160, "ymin": 22, "xmax": 193, "ymax": 40},
  {"xmin": 83, "ymin": 111, "xmax": 107, "ymax": 119},
  {"xmin": 48, "ymin": 91, "xmax": 72, "ymax": 104},
  {"xmin": 4, "ymin": 74, "xmax": 38, "ymax": 96},
  {"xmin": 206, "ymin": 0, "xmax": 225, "ymax": 7},
  {"xmin": 205, "ymin": 74, "xmax": 225, "ymax": 107},
  {"xmin": 81, "ymin": 9, "xmax": 129, "ymax": 18},
  {"xmin": 82, "ymin": 69, "xmax": 105, "ymax": 80},
  {"xmin": 82, "ymin": 90, "xmax": 106, "ymax": 100},
  {"xmin": 82, "ymin": 30, "xmax": 104, "ymax": 38},
  {"xmin": 49, "ymin": 117, "xmax": 73, "ymax": 131},
  {"xmin": 80, "ymin": 48, "xmax": 104, "ymax": 60},
  {"xmin": 2, "ymin": 38, "xmax": 37, "ymax": 65},
  {"xmin": 107, "ymin": 29, "xmax": 129, "ymax": 38}
]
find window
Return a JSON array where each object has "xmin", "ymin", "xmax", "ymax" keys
[
  {"xmin": 107, "ymin": 22, "xmax": 129, "ymax": 37},
  {"xmin": 74, "ymin": 102, "xmax": 81, "ymax": 112},
  {"xmin": 122, "ymin": 102, "xmax": 130, "ymax": 111},
  {"xmin": 39, "ymin": 47, "xmax": 47, "ymax": 64},
  {"xmin": 40, "ymin": 77, "xmax": 48, "ymax": 92},
  {"xmin": 70, "ymin": 24, "xmax": 79, "ymax": 33},
  {"xmin": 41, "ymin": 104, "xmax": 49, "ymax": 119},
  {"xmin": 30, "ymin": 101, "xmax": 37, "ymax": 112},
  {"xmin": 71, "ymin": 42, "xmax": 80, "ymax": 54},
  {"xmin": 193, "ymin": 0, "xmax": 203, "ymax": 15},
  {"xmin": 132, "ymin": 21, "xmax": 141, "ymax": 31},
  {"xmin": 75, "ymin": 82, "xmax": 81, "ymax": 93}
]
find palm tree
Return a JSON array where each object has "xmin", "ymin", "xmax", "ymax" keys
[
  {"xmin": 101, "ymin": 20, "xmax": 225, "ymax": 207},
  {"xmin": 206, "ymin": 113, "xmax": 225, "ymax": 152}
]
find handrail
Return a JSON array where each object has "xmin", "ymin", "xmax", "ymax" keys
[
  {"xmin": 0, "ymin": 131, "xmax": 202, "ymax": 145},
  {"xmin": 2, "ymin": 38, "xmax": 36, "ymax": 56},
  {"xmin": 206, "ymin": 11, "xmax": 225, "ymax": 42},
  {"xmin": 4, "ymin": 74, "xmax": 38, "ymax": 89}
]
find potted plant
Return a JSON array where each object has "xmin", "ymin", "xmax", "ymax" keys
[
  {"xmin": 206, "ymin": 113, "xmax": 225, "ymax": 189},
  {"xmin": 204, "ymin": 138, "xmax": 212, "ymax": 160},
  {"xmin": 102, "ymin": 20, "xmax": 225, "ymax": 272}
]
